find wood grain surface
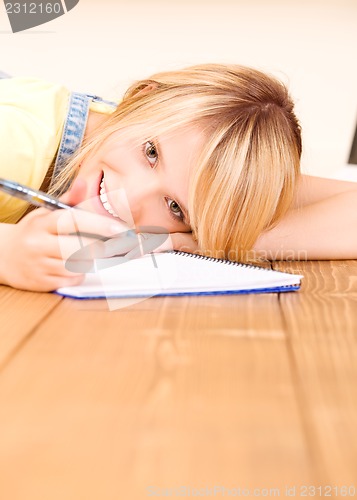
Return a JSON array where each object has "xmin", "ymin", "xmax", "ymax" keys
[{"xmin": 0, "ymin": 260, "xmax": 356, "ymax": 500}]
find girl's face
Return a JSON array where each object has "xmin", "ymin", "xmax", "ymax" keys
[{"xmin": 76, "ymin": 125, "xmax": 205, "ymax": 234}]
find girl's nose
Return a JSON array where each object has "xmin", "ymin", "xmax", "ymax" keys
[{"xmin": 123, "ymin": 177, "xmax": 161, "ymax": 225}]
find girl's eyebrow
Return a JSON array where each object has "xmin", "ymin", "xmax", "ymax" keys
[{"xmin": 156, "ymin": 139, "xmax": 191, "ymax": 227}]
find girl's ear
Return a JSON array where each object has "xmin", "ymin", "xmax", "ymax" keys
[
  {"xmin": 139, "ymin": 83, "xmax": 157, "ymax": 94},
  {"xmin": 133, "ymin": 82, "xmax": 158, "ymax": 97}
]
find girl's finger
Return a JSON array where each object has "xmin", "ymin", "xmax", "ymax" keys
[
  {"xmin": 124, "ymin": 232, "xmax": 173, "ymax": 260},
  {"xmin": 62, "ymin": 232, "xmax": 143, "ymax": 273},
  {"xmin": 40, "ymin": 273, "xmax": 85, "ymax": 292},
  {"xmin": 46, "ymin": 207, "xmax": 130, "ymax": 240},
  {"xmin": 19, "ymin": 202, "xmax": 128, "ymax": 240},
  {"xmin": 100, "ymin": 231, "xmax": 143, "ymax": 258},
  {"xmin": 170, "ymin": 232, "xmax": 199, "ymax": 253},
  {"xmin": 36, "ymin": 233, "xmax": 104, "ymax": 260},
  {"xmin": 39, "ymin": 256, "xmax": 85, "ymax": 278}
]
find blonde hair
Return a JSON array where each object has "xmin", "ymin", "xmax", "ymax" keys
[{"xmin": 50, "ymin": 64, "xmax": 302, "ymax": 262}]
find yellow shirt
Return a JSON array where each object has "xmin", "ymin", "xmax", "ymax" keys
[{"xmin": 0, "ymin": 77, "xmax": 115, "ymax": 223}]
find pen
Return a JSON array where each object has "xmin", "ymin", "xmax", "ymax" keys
[
  {"xmin": 0, "ymin": 177, "xmax": 104, "ymax": 241},
  {"xmin": 0, "ymin": 177, "xmax": 138, "ymax": 244},
  {"xmin": 0, "ymin": 177, "xmax": 72, "ymax": 210}
]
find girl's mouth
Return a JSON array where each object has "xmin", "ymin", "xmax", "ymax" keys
[{"xmin": 99, "ymin": 174, "xmax": 121, "ymax": 219}]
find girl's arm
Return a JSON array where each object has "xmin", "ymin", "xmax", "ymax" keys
[
  {"xmin": 254, "ymin": 187, "xmax": 357, "ymax": 260},
  {"xmin": 169, "ymin": 175, "xmax": 357, "ymax": 261},
  {"xmin": 292, "ymin": 174, "xmax": 357, "ymax": 208}
]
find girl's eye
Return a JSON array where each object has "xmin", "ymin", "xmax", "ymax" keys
[
  {"xmin": 166, "ymin": 197, "xmax": 184, "ymax": 221},
  {"xmin": 144, "ymin": 141, "xmax": 158, "ymax": 167}
]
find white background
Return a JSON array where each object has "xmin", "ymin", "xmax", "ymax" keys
[{"xmin": 1, "ymin": 0, "xmax": 357, "ymax": 178}]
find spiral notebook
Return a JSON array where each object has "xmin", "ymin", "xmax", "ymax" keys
[{"xmin": 55, "ymin": 251, "xmax": 303, "ymax": 299}]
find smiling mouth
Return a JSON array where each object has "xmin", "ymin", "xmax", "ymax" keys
[{"xmin": 99, "ymin": 175, "xmax": 121, "ymax": 219}]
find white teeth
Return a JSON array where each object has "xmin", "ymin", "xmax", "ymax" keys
[{"xmin": 99, "ymin": 176, "xmax": 120, "ymax": 218}]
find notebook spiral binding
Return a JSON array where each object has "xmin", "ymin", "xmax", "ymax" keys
[{"xmin": 172, "ymin": 251, "xmax": 272, "ymax": 272}]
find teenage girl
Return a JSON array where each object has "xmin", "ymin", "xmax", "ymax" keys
[{"xmin": 0, "ymin": 64, "xmax": 356, "ymax": 291}]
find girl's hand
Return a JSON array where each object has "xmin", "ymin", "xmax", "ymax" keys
[
  {"xmin": 62, "ymin": 229, "xmax": 199, "ymax": 277},
  {"xmin": 0, "ymin": 179, "xmax": 132, "ymax": 292},
  {"xmin": 0, "ymin": 175, "xmax": 199, "ymax": 291},
  {"xmin": 169, "ymin": 232, "xmax": 199, "ymax": 254},
  {"xmin": 121, "ymin": 231, "xmax": 199, "ymax": 260}
]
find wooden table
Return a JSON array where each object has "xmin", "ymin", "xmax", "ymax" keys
[{"xmin": 0, "ymin": 260, "xmax": 356, "ymax": 500}]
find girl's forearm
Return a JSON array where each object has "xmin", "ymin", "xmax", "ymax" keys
[
  {"xmin": 254, "ymin": 190, "xmax": 357, "ymax": 260},
  {"xmin": 293, "ymin": 175, "xmax": 357, "ymax": 208}
]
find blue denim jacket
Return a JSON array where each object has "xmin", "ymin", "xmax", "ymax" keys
[{"xmin": 53, "ymin": 91, "xmax": 117, "ymax": 183}]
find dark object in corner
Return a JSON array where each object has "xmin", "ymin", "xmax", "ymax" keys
[{"xmin": 348, "ymin": 122, "xmax": 357, "ymax": 164}]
